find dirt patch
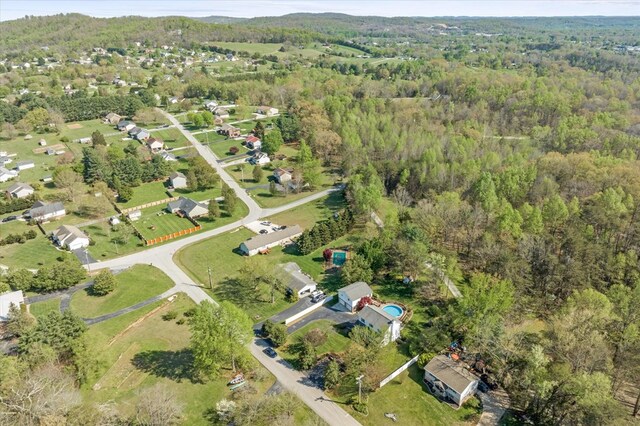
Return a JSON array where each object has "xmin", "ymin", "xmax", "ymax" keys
[
  {"xmin": 32, "ymin": 143, "xmax": 65, "ymax": 154},
  {"xmin": 67, "ymin": 123, "xmax": 83, "ymax": 129}
]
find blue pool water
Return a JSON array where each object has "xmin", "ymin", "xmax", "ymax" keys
[
  {"xmin": 333, "ymin": 251, "xmax": 347, "ymax": 266},
  {"xmin": 383, "ymin": 304, "xmax": 403, "ymax": 318}
]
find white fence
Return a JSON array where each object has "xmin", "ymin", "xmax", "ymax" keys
[
  {"xmin": 379, "ymin": 354, "xmax": 420, "ymax": 388},
  {"xmin": 283, "ymin": 295, "xmax": 335, "ymax": 325}
]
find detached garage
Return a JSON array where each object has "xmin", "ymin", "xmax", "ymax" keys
[{"xmin": 239, "ymin": 225, "xmax": 303, "ymax": 256}]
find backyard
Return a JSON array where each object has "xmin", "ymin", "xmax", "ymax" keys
[
  {"xmin": 69, "ymin": 265, "xmax": 174, "ymax": 318},
  {"xmin": 116, "ymin": 181, "xmax": 172, "ymax": 209},
  {"xmin": 83, "ymin": 221, "xmax": 144, "ymax": 260},
  {"xmin": 135, "ymin": 206, "xmax": 197, "ymax": 240},
  {"xmin": 0, "ymin": 229, "xmax": 68, "ymax": 269},
  {"xmin": 82, "ymin": 293, "xmax": 321, "ymax": 425},
  {"xmin": 281, "ymin": 320, "xmax": 351, "ymax": 368}
]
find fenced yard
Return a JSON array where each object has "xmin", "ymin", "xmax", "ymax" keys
[{"xmin": 133, "ymin": 206, "xmax": 200, "ymax": 244}]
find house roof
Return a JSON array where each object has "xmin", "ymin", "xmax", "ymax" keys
[
  {"xmin": 358, "ymin": 305, "xmax": 398, "ymax": 330},
  {"xmin": 146, "ymin": 138, "xmax": 162, "ymax": 146},
  {"xmin": 424, "ymin": 355, "xmax": 479, "ymax": 395},
  {"xmin": 0, "ymin": 290, "xmax": 25, "ymax": 319},
  {"xmin": 7, "ymin": 182, "xmax": 34, "ymax": 194},
  {"xmin": 0, "ymin": 167, "xmax": 17, "ymax": 176},
  {"xmin": 242, "ymin": 225, "xmax": 303, "ymax": 251},
  {"xmin": 246, "ymin": 135, "xmax": 260, "ymax": 143},
  {"xmin": 280, "ymin": 262, "xmax": 317, "ymax": 292},
  {"xmin": 117, "ymin": 120, "xmax": 133, "ymax": 128},
  {"xmin": 167, "ymin": 197, "xmax": 207, "ymax": 216},
  {"xmin": 273, "ymin": 168, "xmax": 292, "ymax": 177},
  {"xmin": 339, "ymin": 281, "xmax": 372, "ymax": 301},
  {"xmin": 53, "ymin": 225, "xmax": 88, "ymax": 244},
  {"xmin": 129, "ymin": 126, "xmax": 142, "ymax": 134},
  {"xmin": 170, "ymin": 171, "xmax": 186, "ymax": 180},
  {"xmin": 30, "ymin": 201, "xmax": 65, "ymax": 217},
  {"xmin": 16, "ymin": 160, "xmax": 34, "ymax": 166}
]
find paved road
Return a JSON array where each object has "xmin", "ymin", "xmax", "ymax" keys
[
  {"xmin": 250, "ymin": 338, "xmax": 361, "ymax": 426},
  {"xmin": 84, "ymin": 286, "xmax": 180, "ymax": 325}
]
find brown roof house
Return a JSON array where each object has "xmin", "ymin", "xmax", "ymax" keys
[
  {"xmin": 423, "ymin": 355, "xmax": 480, "ymax": 407},
  {"xmin": 239, "ymin": 225, "xmax": 303, "ymax": 256}
]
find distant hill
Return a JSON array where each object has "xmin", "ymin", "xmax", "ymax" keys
[{"xmin": 195, "ymin": 16, "xmax": 247, "ymax": 24}]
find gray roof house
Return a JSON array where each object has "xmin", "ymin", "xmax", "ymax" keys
[
  {"xmin": 423, "ymin": 355, "xmax": 480, "ymax": 407},
  {"xmin": 52, "ymin": 225, "xmax": 90, "ymax": 251},
  {"xmin": 357, "ymin": 305, "xmax": 401, "ymax": 345},
  {"xmin": 239, "ymin": 225, "xmax": 303, "ymax": 256},
  {"xmin": 128, "ymin": 126, "xmax": 143, "ymax": 136},
  {"xmin": 135, "ymin": 129, "xmax": 151, "ymax": 140},
  {"xmin": 169, "ymin": 172, "xmax": 187, "ymax": 189},
  {"xmin": 6, "ymin": 182, "xmax": 34, "ymax": 199},
  {"xmin": 0, "ymin": 167, "xmax": 18, "ymax": 182},
  {"xmin": 280, "ymin": 262, "xmax": 318, "ymax": 297},
  {"xmin": 117, "ymin": 120, "xmax": 135, "ymax": 131},
  {"xmin": 0, "ymin": 290, "xmax": 25, "ymax": 321},
  {"xmin": 29, "ymin": 201, "xmax": 66, "ymax": 222},
  {"xmin": 338, "ymin": 282, "xmax": 373, "ymax": 312},
  {"xmin": 166, "ymin": 197, "xmax": 208, "ymax": 218}
]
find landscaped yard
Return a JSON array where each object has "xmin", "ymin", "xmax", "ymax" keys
[
  {"xmin": 281, "ymin": 320, "xmax": 351, "ymax": 367},
  {"xmin": 151, "ymin": 128, "xmax": 190, "ymax": 149},
  {"xmin": 83, "ymin": 221, "xmax": 144, "ymax": 260},
  {"xmin": 135, "ymin": 207, "xmax": 196, "ymax": 240},
  {"xmin": 0, "ymin": 231, "xmax": 67, "ymax": 269},
  {"xmin": 69, "ymin": 265, "xmax": 174, "ymax": 318},
  {"xmin": 28, "ymin": 297, "xmax": 61, "ymax": 318},
  {"xmin": 116, "ymin": 181, "xmax": 171, "ymax": 209},
  {"xmin": 82, "ymin": 293, "xmax": 320, "ymax": 425}
]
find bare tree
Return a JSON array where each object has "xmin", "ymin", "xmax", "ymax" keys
[{"xmin": 135, "ymin": 383, "xmax": 183, "ymax": 426}]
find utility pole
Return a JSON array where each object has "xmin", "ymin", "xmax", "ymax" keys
[
  {"xmin": 356, "ymin": 374, "xmax": 364, "ymax": 404},
  {"xmin": 207, "ymin": 266, "xmax": 213, "ymax": 289}
]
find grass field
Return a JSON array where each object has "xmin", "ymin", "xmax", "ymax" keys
[
  {"xmin": 0, "ymin": 232, "xmax": 67, "ymax": 269},
  {"xmin": 83, "ymin": 293, "xmax": 320, "ymax": 425},
  {"xmin": 150, "ymin": 128, "xmax": 190, "ymax": 149},
  {"xmin": 214, "ymin": 42, "xmax": 283, "ymax": 55},
  {"xmin": 135, "ymin": 206, "xmax": 196, "ymax": 240},
  {"xmin": 83, "ymin": 221, "xmax": 145, "ymax": 260},
  {"xmin": 70, "ymin": 265, "xmax": 174, "ymax": 318},
  {"xmin": 28, "ymin": 297, "xmax": 61, "ymax": 318},
  {"xmin": 116, "ymin": 181, "xmax": 171, "ymax": 209}
]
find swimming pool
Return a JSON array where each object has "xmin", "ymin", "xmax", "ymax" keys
[
  {"xmin": 383, "ymin": 304, "xmax": 403, "ymax": 318},
  {"xmin": 333, "ymin": 251, "xmax": 347, "ymax": 266}
]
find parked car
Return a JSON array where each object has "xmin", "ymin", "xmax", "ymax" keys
[
  {"xmin": 2, "ymin": 215, "xmax": 18, "ymax": 223},
  {"xmin": 259, "ymin": 229, "xmax": 268, "ymax": 234},
  {"xmin": 263, "ymin": 347, "xmax": 277, "ymax": 358},
  {"xmin": 311, "ymin": 291, "xmax": 326, "ymax": 303},
  {"xmin": 260, "ymin": 221, "xmax": 271, "ymax": 226}
]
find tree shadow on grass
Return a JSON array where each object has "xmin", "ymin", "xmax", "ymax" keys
[{"xmin": 131, "ymin": 349, "xmax": 200, "ymax": 383}]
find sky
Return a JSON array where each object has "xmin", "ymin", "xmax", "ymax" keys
[{"xmin": 0, "ymin": 0, "xmax": 638, "ymax": 21}]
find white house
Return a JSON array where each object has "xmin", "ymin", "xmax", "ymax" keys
[
  {"xmin": 52, "ymin": 225, "xmax": 90, "ymax": 251},
  {"xmin": 0, "ymin": 290, "xmax": 25, "ymax": 321},
  {"xmin": 15, "ymin": 161, "xmax": 35, "ymax": 171},
  {"xmin": 29, "ymin": 201, "xmax": 66, "ymax": 222},
  {"xmin": 257, "ymin": 106, "xmax": 279, "ymax": 116},
  {"xmin": 280, "ymin": 262, "xmax": 318, "ymax": 297},
  {"xmin": 160, "ymin": 151, "xmax": 177, "ymax": 162},
  {"xmin": 166, "ymin": 197, "xmax": 208, "ymax": 219},
  {"xmin": 214, "ymin": 107, "xmax": 230, "ymax": 119},
  {"xmin": 0, "ymin": 156, "xmax": 12, "ymax": 166},
  {"xmin": 169, "ymin": 171, "xmax": 187, "ymax": 189},
  {"xmin": 127, "ymin": 210, "xmax": 142, "ymax": 221},
  {"xmin": 6, "ymin": 182, "xmax": 34, "ymax": 199},
  {"xmin": 239, "ymin": 225, "xmax": 303, "ymax": 256},
  {"xmin": 146, "ymin": 137, "xmax": 164, "ymax": 152},
  {"xmin": 423, "ymin": 355, "xmax": 480, "ymax": 407},
  {"xmin": 245, "ymin": 135, "xmax": 262, "ymax": 150},
  {"xmin": 357, "ymin": 305, "xmax": 401, "ymax": 345},
  {"xmin": 273, "ymin": 168, "xmax": 293, "ymax": 184},
  {"xmin": 0, "ymin": 167, "xmax": 18, "ymax": 183},
  {"xmin": 338, "ymin": 282, "xmax": 373, "ymax": 312},
  {"xmin": 250, "ymin": 152, "xmax": 270, "ymax": 165}
]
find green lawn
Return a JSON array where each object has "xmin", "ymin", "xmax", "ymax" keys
[
  {"xmin": 209, "ymin": 138, "xmax": 249, "ymax": 158},
  {"xmin": 0, "ymin": 232, "xmax": 67, "ymax": 270},
  {"xmin": 83, "ymin": 293, "xmax": 319, "ymax": 425},
  {"xmin": 151, "ymin": 128, "xmax": 190, "ymax": 149},
  {"xmin": 116, "ymin": 181, "xmax": 171, "ymax": 209},
  {"xmin": 83, "ymin": 221, "xmax": 145, "ymax": 260},
  {"xmin": 69, "ymin": 265, "xmax": 173, "ymax": 318},
  {"xmin": 135, "ymin": 207, "xmax": 196, "ymax": 240},
  {"xmin": 28, "ymin": 297, "xmax": 61, "ymax": 318},
  {"xmin": 281, "ymin": 320, "xmax": 351, "ymax": 367}
]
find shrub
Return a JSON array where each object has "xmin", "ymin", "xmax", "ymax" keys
[
  {"xmin": 162, "ymin": 311, "xmax": 178, "ymax": 321},
  {"xmin": 92, "ymin": 270, "xmax": 117, "ymax": 296},
  {"xmin": 269, "ymin": 322, "xmax": 288, "ymax": 347},
  {"xmin": 229, "ymin": 146, "xmax": 239, "ymax": 154},
  {"xmin": 352, "ymin": 402, "xmax": 368, "ymax": 415},
  {"xmin": 304, "ymin": 328, "xmax": 327, "ymax": 347}
]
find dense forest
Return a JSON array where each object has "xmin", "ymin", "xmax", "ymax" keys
[{"xmin": 0, "ymin": 12, "xmax": 639, "ymax": 425}]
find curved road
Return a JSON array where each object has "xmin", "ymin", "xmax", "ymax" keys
[{"xmin": 81, "ymin": 111, "xmax": 355, "ymax": 426}]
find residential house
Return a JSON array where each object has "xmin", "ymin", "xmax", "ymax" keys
[
  {"xmin": 245, "ymin": 135, "xmax": 262, "ymax": 150},
  {"xmin": 357, "ymin": 305, "xmax": 401, "ymax": 345},
  {"xmin": 239, "ymin": 225, "xmax": 303, "ymax": 256},
  {"xmin": 104, "ymin": 112, "xmax": 122, "ymax": 125},
  {"xmin": 0, "ymin": 156, "xmax": 12, "ymax": 166},
  {"xmin": 146, "ymin": 137, "xmax": 164, "ymax": 152},
  {"xmin": 338, "ymin": 282, "xmax": 373, "ymax": 312},
  {"xmin": 249, "ymin": 152, "xmax": 270, "ymax": 165},
  {"xmin": 160, "ymin": 151, "xmax": 177, "ymax": 162},
  {"xmin": 169, "ymin": 171, "xmax": 187, "ymax": 189},
  {"xmin": 0, "ymin": 290, "xmax": 25, "ymax": 321},
  {"xmin": 214, "ymin": 107, "xmax": 230, "ymax": 119},
  {"xmin": 29, "ymin": 201, "xmax": 66, "ymax": 222},
  {"xmin": 166, "ymin": 197, "xmax": 208, "ymax": 219},
  {"xmin": 0, "ymin": 167, "xmax": 18, "ymax": 183},
  {"xmin": 204, "ymin": 100, "xmax": 218, "ymax": 110},
  {"xmin": 280, "ymin": 262, "xmax": 318, "ymax": 297},
  {"xmin": 6, "ymin": 182, "xmax": 34, "ymax": 199},
  {"xmin": 52, "ymin": 225, "xmax": 90, "ymax": 251},
  {"xmin": 117, "ymin": 120, "xmax": 136, "ymax": 131},
  {"xmin": 257, "ymin": 106, "xmax": 279, "ymax": 116},
  {"xmin": 423, "ymin": 355, "xmax": 480, "ymax": 407},
  {"xmin": 15, "ymin": 161, "xmax": 35, "ymax": 171},
  {"xmin": 78, "ymin": 137, "xmax": 92, "ymax": 144},
  {"xmin": 127, "ymin": 210, "xmax": 142, "ymax": 221},
  {"xmin": 220, "ymin": 124, "xmax": 241, "ymax": 138},
  {"xmin": 273, "ymin": 168, "xmax": 293, "ymax": 184},
  {"xmin": 135, "ymin": 129, "xmax": 150, "ymax": 141}
]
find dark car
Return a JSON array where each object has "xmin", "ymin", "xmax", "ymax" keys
[
  {"xmin": 263, "ymin": 347, "xmax": 277, "ymax": 358},
  {"xmin": 259, "ymin": 229, "xmax": 268, "ymax": 234},
  {"xmin": 2, "ymin": 215, "xmax": 18, "ymax": 223}
]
